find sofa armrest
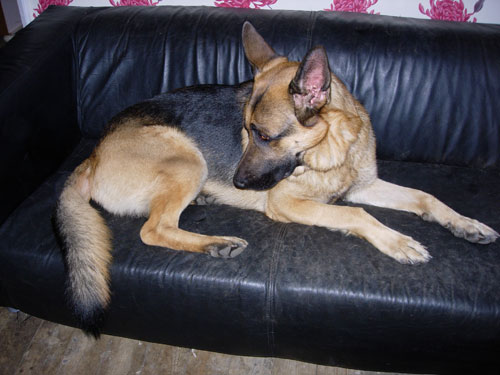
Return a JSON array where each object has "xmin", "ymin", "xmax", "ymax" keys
[{"xmin": 0, "ymin": 7, "xmax": 92, "ymax": 223}]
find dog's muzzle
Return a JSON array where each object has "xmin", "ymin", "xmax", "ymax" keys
[{"xmin": 233, "ymin": 158, "xmax": 298, "ymax": 191}]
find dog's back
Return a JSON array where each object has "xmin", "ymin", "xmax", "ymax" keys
[{"xmin": 111, "ymin": 82, "xmax": 253, "ymax": 185}]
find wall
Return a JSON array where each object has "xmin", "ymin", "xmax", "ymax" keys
[
  {"xmin": 0, "ymin": 0, "xmax": 22, "ymax": 33},
  {"xmin": 18, "ymin": 0, "xmax": 500, "ymax": 27}
]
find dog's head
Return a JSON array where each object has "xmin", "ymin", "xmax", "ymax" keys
[{"xmin": 234, "ymin": 22, "xmax": 332, "ymax": 191}]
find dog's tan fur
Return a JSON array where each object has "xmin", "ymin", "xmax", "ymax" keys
[{"xmin": 56, "ymin": 22, "xmax": 498, "ymax": 334}]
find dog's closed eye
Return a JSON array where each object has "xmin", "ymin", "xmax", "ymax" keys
[{"xmin": 251, "ymin": 124, "xmax": 271, "ymax": 142}]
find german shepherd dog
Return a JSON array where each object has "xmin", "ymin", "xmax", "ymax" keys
[{"xmin": 55, "ymin": 22, "xmax": 498, "ymax": 335}]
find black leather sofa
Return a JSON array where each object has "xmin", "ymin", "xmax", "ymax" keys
[{"xmin": 1, "ymin": 6, "xmax": 499, "ymax": 374}]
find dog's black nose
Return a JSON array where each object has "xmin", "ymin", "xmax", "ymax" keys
[{"xmin": 233, "ymin": 175, "xmax": 248, "ymax": 189}]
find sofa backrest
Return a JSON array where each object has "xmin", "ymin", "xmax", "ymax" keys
[{"xmin": 72, "ymin": 6, "xmax": 500, "ymax": 168}]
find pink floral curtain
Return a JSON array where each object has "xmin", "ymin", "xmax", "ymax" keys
[
  {"xmin": 32, "ymin": 0, "xmax": 489, "ymax": 23},
  {"xmin": 419, "ymin": 0, "xmax": 484, "ymax": 22}
]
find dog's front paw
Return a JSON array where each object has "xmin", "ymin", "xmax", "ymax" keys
[
  {"xmin": 447, "ymin": 217, "xmax": 499, "ymax": 245},
  {"xmin": 391, "ymin": 236, "xmax": 431, "ymax": 264},
  {"xmin": 205, "ymin": 237, "xmax": 248, "ymax": 258},
  {"xmin": 373, "ymin": 230, "xmax": 431, "ymax": 264}
]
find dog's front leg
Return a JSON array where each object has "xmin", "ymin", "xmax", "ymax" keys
[
  {"xmin": 266, "ymin": 192, "xmax": 431, "ymax": 264},
  {"xmin": 345, "ymin": 179, "xmax": 499, "ymax": 244}
]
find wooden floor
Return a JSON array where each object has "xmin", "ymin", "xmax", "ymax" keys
[{"xmin": 0, "ymin": 308, "xmax": 418, "ymax": 375}]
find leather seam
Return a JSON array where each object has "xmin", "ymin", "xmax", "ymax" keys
[{"xmin": 265, "ymin": 222, "xmax": 287, "ymax": 356}]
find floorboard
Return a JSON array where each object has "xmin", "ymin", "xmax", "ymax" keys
[{"xmin": 0, "ymin": 308, "xmax": 420, "ymax": 375}]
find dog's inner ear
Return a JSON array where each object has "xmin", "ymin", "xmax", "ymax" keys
[
  {"xmin": 289, "ymin": 47, "xmax": 331, "ymax": 126},
  {"xmin": 242, "ymin": 22, "xmax": 279, "ymax": 73}
]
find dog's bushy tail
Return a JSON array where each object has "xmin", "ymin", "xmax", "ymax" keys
[{"xmin": 54, "ymin": 159, "xmax": 112, "ymax": 337}]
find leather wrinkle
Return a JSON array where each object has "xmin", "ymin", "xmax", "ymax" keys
[{"xmin": 304, "ymin": 11, "xmax": 315, "ymax": 51}]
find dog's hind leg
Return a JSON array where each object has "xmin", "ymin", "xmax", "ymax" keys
[
  {"xmin": 139, "ymin": 147, "xmax": 247, "ymax": 258},
  {"xmin": 345, "ymin": 178, "xmax": 499, "ymax": 244},
  {"xmin": 92, "ymin": 124, "xmax": 247, "ymax": 258}
]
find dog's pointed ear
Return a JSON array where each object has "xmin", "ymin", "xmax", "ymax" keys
[
  {"xmin": 289, "ymin": 46, "xmax": 331, "ymax": 126},
  {"xmin": 242, "ymin": 22, "xmax": 279, "ymax": 73}
]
